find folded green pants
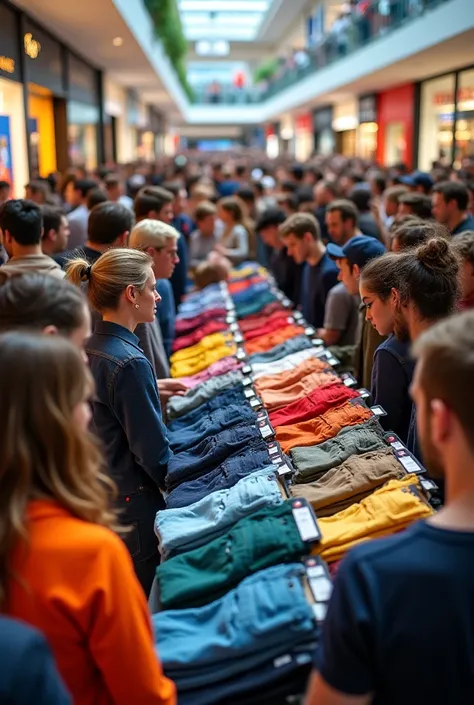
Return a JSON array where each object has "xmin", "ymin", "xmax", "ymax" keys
[{"xmin": 155, "ymin": 501, "xmax": 310, "ymax": 610}]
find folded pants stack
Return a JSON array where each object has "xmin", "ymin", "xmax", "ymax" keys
[{"xmin": 152, "ymin": 263, "xmax": 433, "ymax": 704}]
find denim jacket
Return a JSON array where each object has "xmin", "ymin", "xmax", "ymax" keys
[{"xmin": 86, "ymin": 321, "xmax": 171, "ymax": 499}]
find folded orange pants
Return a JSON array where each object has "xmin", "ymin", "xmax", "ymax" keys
[
  {"xmin": 275, "ymin": 401, "xmax": 373, "ymax": 453},
  {"xmin": 260, "ymin": 371, "xmax": 340, "ymax": 413},
  {"xmin": 244, "ymin": 325, "xmax": 305, "ymax": 356},
  {"xmin": 255, "ymin": 357, "xmax": 332, "ymax": 395}
]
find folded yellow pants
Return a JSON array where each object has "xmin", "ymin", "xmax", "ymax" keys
[
  {"xmin": 312, "ymin": 475, "xmax": 434, "ymax": 563},
  {"xmin": 170, "ymin": 332, "xmax": 234, "ymax": 364},
  {"xmin": 171, "ymin": 344, "xmax": 236, "ymax": 378}
]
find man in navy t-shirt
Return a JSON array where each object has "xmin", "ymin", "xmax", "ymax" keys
[
  {"xmin": 280, "ymin": 212, "xmax": 339, "ymax": 327},
  {"xmin": 305, "ymin": 310, "xmax": 474, "ymax": 705}
]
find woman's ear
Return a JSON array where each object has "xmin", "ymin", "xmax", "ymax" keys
[{"xmin": 124, "ymin": 284, "xmax": 136, "ymax": 305}]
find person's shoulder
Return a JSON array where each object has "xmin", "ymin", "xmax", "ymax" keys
[
  {"xmin": 0, "ymin": 615, "xmax": 46, "ymax": 653},
  {"xmin": 328, "ymin": 281, "xmax": 352, "ymax": 301},
  {"xmin": 342, "ymin": 522, "xmax": 430, "ymax": 576},
  {"xmin": 376, "ymin": 335, "xmax": 412, "ymax": 361}
]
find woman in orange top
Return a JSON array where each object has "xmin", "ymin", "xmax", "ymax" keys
[{"xmin": 0, "ymin": 332, "xmax": 176, "ymax": 705}]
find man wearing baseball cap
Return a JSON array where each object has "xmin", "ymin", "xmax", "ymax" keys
[
  {"xmin": 328, "ymin": 235, "xmax": 387, "ymax": 388},
  {"xmin": 399, "ymin": 171, "xmax": 434, "ymax": 195}
]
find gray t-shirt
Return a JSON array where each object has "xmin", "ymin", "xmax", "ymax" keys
[{"xmin": 323, "ymin": 282, "xmax": 360, "ymax": 346}]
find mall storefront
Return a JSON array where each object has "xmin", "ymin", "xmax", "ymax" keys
[
  {"xmin": 417, "ymin": 65, "xmax": 474, "ymax": 171},
  {"xmin": 0, "ymin": 0, "xmax": 103, "ymax": 195}
]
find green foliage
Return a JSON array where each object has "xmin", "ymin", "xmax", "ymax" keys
[
  {"xmin": 253, "ymin": 57, "xmax": 280, "ymax": 84},
  {"xmin": 144, "ymin": 0, "xmax": 193, "ymax": 99}
]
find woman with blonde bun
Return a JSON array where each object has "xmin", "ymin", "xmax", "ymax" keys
[{"xmin": 67, "ymin": 249, "xmax": 171, "ymax": 597}]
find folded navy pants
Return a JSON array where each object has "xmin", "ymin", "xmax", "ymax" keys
[
  {"xmin": 168, "ymin": 404, "xmax": 256, "ymax": 453},
  {"xmin": 166, "ymin": 424, "xmax": 264, "ymax": 491}
]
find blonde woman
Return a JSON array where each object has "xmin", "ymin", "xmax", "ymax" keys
[
  {"xmin": 67, "ymin": 249, "xmax": 171, "ymax": 597},
  {"xmin": 1, "ymin": 332, "xmax": 175, "ymax": 705},
  {"xmin": 216, "ymin": 196, "xmax": 252, "ymax": 263}
]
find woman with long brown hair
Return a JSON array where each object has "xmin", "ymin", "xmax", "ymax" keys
[{"xmin": 1, "ymin": 332, "xmax": 175, "ymax": 705}]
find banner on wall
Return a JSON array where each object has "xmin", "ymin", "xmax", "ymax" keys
[{"xmin": 0, "ymin": 115, "xmax": 13, "ymax": 184}]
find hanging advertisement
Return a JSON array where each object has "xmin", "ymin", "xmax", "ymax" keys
[{"xmin": 0, "ymin": 114, "xmax": 13, "ymax": 184}]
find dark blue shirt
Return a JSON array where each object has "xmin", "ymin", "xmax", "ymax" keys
[
  {"xmin": 170, "ymin": 228, "xmax": 189, "ymax": 309},
  {"xmin": 301, "ymin": 253, "xmax": 339, "ymax": 327},
  {"xmin": 54, "ymin": 245, "xmax": 102, "ymax": 269},
  {"xmin": 316, "ymin": 521, "xmax": 474, "ymax": 704},
  {"xmin": 0, "ymin": 617, "xmax": 70, "ymax": 704},
  {"xmin": 156, "ymin": 279, "xmax": 175, "ymax": 357},
  {"xmin": 86, "ymin": 321, "xmax": 171, "ymax": 498},
  {"xmin": 371, "ymin": 335, "xmax": 415, "ymax": 443},
  {"xmin": 452, "ymin": 213, "xmax": 474, "ymax": 236}
]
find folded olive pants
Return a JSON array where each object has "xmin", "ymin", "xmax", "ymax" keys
[
  {"xmin": 290, "ymin": 448, "xmax": 407, "ymax": 517},
  {"xmin": 291, "ymin": 419, "xmax": 387, "ymax": 483}
]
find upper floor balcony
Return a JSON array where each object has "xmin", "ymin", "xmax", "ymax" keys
[
  {"xmin": 192, "ymin": 0, "xmax": 451, "ymax": 107},
  {"xmin": 181, "ymin": 0, "xmax": 474, "ymax": 125}
]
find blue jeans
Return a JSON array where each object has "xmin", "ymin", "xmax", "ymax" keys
[
  {"xmin": 166, "ymin": 425, "xmax": 264, "ymax": 490},
  {"xmin": 249, "ymin": 335, "xmax": 313, "ymax": 364},
  {"xmin": 168, "ymin": 404, "xmax": 256, "ymax": 453},
  {"xmin": 166, "ymin": 386, "xmax": 249, "ymax": 430},
  {"xmin": 156, "ymin": 468, "xmax": 282, "ymax": 558},
  {"xmin": 166, "ymin": 370, "xmax": 243, "ymax": 420},
  {"xmin": 165, "ymin": 454, "xmax": 273, "ymax": 509},
  {"xmin": 152, "ymin": 563, "xmax": 317, "ymax": 690},
  {"xmin": 179, "ymin": 639, "xmax": 315, "ymax": 705}
]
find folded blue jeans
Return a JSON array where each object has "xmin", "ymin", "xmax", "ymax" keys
[
  {"xmin": 178, "ymin": 639, "xmax": 315, "ymax": 705},
  {"xmin": 165, "ymin": 455, "xmax": 273, "ymax": 509},
  {"xmin": 156, "ymin": 468, "xmax": 283, "ymax": 558},
  {"xmin": 166, "ymin": 370, "xmax": 243, "ymax": 420},
  {"xmin": 235, "ymin": 291, "xmax": 278, "ymax": 319},
  {"xmin": 166, "ymin": 424, "xmax": 264, "ymax": 490},
  {"xmin": 152, "ymin": 563, "xmax": 317, "ymax": 690},
  {"xmin": 231, "ymin": 281, "xmax": 271, "ymax": 305},
  {"xmin": 249, "ymin": 335, "xmax": 313, "ymax": 364},
  {"xmin": 166, "ymin": 386, "xmax": 249, "ymax": 430},
  {"xmin": 168, "ymin": 404, "xmax": 256, "ymax": 453}
]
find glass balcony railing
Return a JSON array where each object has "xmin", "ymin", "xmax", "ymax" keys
[{"xmin": 190, "ymin": 0, "xmax": 451, "ymax": 106}]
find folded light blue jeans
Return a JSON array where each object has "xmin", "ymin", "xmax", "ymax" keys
[
  {"xmin": 155, "ymin": 467, "xmax": 283, "ymax": 558},
  {"xmin": 152, "ymin": 563, "xmax": 316, "ymax": 690}
]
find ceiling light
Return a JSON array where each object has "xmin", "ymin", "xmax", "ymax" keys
[{"xmin": 112, "ymin": 37, "xmax": 123, "ymax": 47}]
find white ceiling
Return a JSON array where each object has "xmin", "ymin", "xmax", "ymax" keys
[{"xmin": 177, "ymin": 0, "xmax": 275, "ymax": 42}]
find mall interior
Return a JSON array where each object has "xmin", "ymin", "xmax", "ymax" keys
[{"xmin": 1, "ymin": 1, "xmax": 474, "ymax": 704}]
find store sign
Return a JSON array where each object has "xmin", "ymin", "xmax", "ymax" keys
[
  {"xmin": 313, "ymin": 106, "xmax": 333, "ymax": 131},
  {"xmin": 359, "ymin": 94, "xmax": 377, "ymax": 123},
  {"xmin": 434, "ymin": 87, "xmax": 474, "ymax": 105},
  {"xmin": 0, "ymin": 56, "xmax": 15, "ymax": 74},
  {"xmin": 0, "ymin": 4, "xmax": 21, "ymax": 82},
  {"xmin": 24, "ymin": 32, "xmax": 41, "ymax": 59}
]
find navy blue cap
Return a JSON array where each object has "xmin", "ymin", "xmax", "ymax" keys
[
  {"xmin": 327, "ymin": 235, "xmax": 386, "ymax": 268},
  {"xmin": 399, "ymin": 171, "xmax": 434, "ymax": 190}
]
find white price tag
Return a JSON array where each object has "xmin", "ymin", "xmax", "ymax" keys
[
  {"xmin": 292, "ymin": 505, "xmax": 320, "ymax": 542},
  {"xmin": 230, "ymin": 322, "xmax": 239, "ymax": 332},
  {"xmin": 309, "ymin": 575, "xmax": 333, "ymax": 602},
  {"xmin": 242, "ymin": 376, "xmax": 253, "ymax": 387},
  {"xmin": 250, "ymin": 397, "xmax": 262, "ymax": 409},
  {"xmin": 244, "ymin": 387, "xmax": 255, "ymax": 399},
  {"xmin": 399, "ymin": 455, "xmax": 422, "ymax": 473},
  {"xmin": 313, "ymin": 603, "xmax": 328, "ymax": 622},
  {"xmin": 233, "ymin": 333, "xmax": 244, "ymax": 344},
  {"xmin": 391, "ymin": 440, "xmax": 405, "ymax": 451}
]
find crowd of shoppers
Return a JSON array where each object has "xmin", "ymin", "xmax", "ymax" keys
[{"xmin": 0, "ymin": 149, "xmax": 474, "ymax": 704}]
